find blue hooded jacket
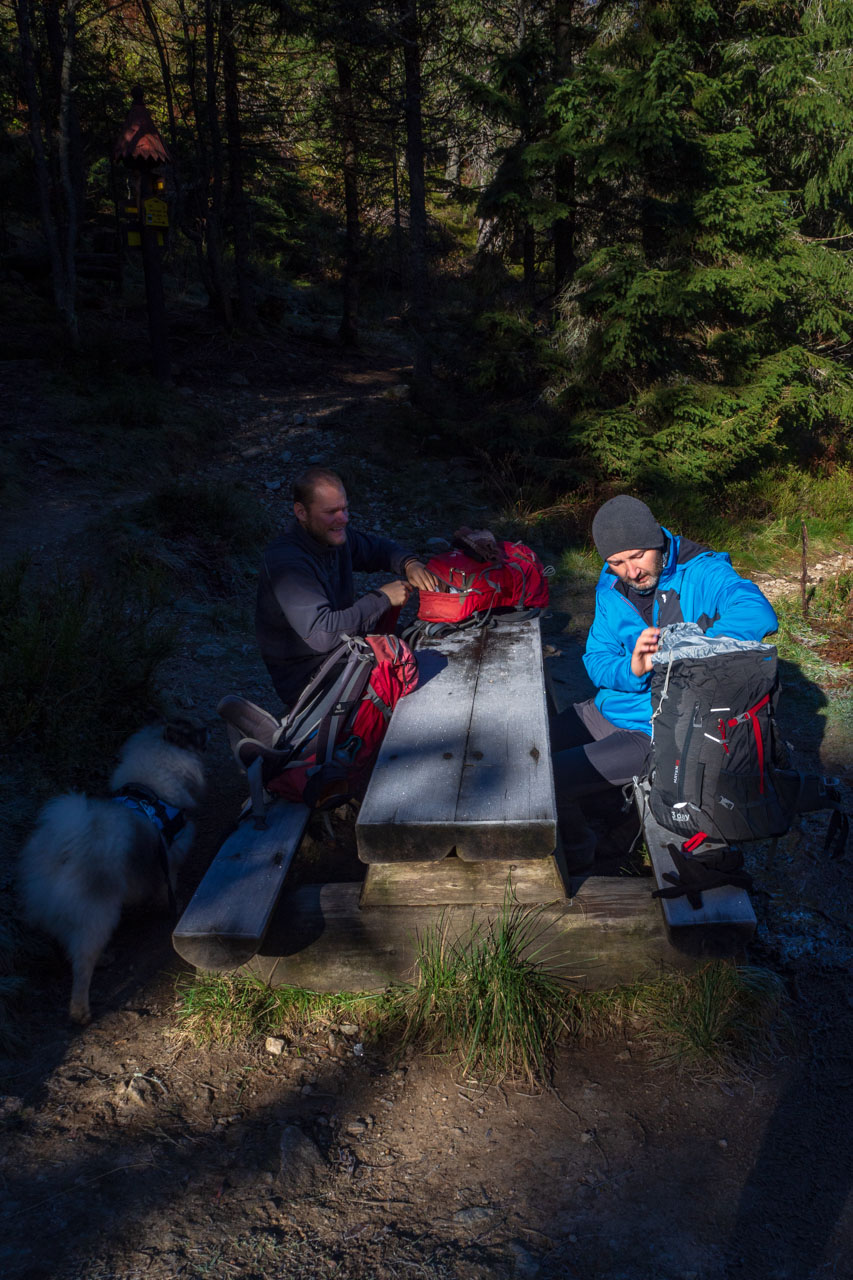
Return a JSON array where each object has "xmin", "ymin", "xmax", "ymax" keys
[{"xmin": 584, "ymin": 527, "xmax": 778, "ymax": 735}]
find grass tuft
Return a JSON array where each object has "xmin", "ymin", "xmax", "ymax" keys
[
  {"xmin": 134, "ymin": 481, "xmax": 274, "ymax": 555},
  {"xmin": 173, "ymin": 973, "xmax": 379, "ymax": 1047},
  {"xmin": 773, "ymin": 569, "xmax": 853, "ymax": 683},
  {"xmin": 57, "ymin": 374, "xmax": 230, "ymax": 478},
  {"xmin": 626, "ymin": 963, "xmax": 786, "ymax": 1072},
  {"xmin": 97, "ymin": 481, "xmax": 274, "ymax": 601},
  {"xmin": 386, "ymin": 898, "xmax": 571, "ymax": 1083},
  {"xmin": 0, "ymin": 560, "xmax": 175, "ymax": 781},
  {"xmin": 171, "ymin": 953, "xmax": 786, "ymax": 1083}
]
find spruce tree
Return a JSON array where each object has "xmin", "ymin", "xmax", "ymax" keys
[{"xmin": 540, "ymin": 0, "xmax": 853, "ymax": 491}]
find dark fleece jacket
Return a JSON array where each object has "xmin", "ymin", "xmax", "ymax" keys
[{"xmin": 255, "ymin": 518, "xmax": 411, "ymax": 706}]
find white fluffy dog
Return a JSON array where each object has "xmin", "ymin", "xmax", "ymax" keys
[{"xmin": 18, "ymin": 717, "xmax": 207, "ymax": 1025}]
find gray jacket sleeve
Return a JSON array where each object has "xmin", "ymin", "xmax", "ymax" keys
[
  {"xmin": 265, "ymin": 569, "xmax": 389, "ymax": 657},
  {"xmin": 257, "ymin": 524, "xmax": 416, "ymax": 667}
]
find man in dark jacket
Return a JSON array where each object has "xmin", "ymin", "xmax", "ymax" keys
[{"xmin": 256, "ymin": 467, "xmax": 439, "ymax": 706}]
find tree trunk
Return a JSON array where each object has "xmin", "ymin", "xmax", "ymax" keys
[
  {"xmin": 336, "ymin": 51, "xmax": 361, "ymax": 346},
  {"xmin": 14, "ymin": 0, "xmax": 77, "ymax": 338},
  {"xmin": 444, "ymin": 136, "xmax": 459, "ymax": 188},
  {"xmin": 552, "ymin": 0, "xmax": 576, "ymax": 292},
  {"xmin": 45, "ymin": 0, "xmax": 84, "ymax": 219},
  {"xmin": 204, "ymin": 0, "xmax": 232, "ymax": 326},
  {"xmin": 138, "ymin": 0, "xmax": 194, "ymax": 294},
  {"xmin": 137, "ymin": 169, "xmax": 171, "ymax": 382},
  {"xmin": 390, "ymin": 129, "xmax": 403, "ymax": 283},
  {"xmin": 221, "ymin": 0, "xmax": 254, "ymax": 327},
  {"xmin": 396, "ymin": 0, "xmax": 431, "ymax": 382},
  {"xmin": 175, "ymin": 0, "xmax": 219, "ymax": 305},
  {"xmin": 523, "ymin": 222, "xmax": 535, "ymax": 295},
  {"xmin": 139, "ymin": 0, "xmax": 179, "ymax": 150},
  {"xmin": 57, "ymin": 0, "xmax": 79, "ymax": 342}
]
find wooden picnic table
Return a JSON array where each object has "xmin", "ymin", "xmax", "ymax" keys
[
  {"xmin": 174, "ymin": 616, "xmax": 751, "ymax": 984},
  {"xmin": 356, "ymin": 617, "xmax": 558, "ymax": 867}
]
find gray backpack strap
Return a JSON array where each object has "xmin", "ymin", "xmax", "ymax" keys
[
  {"xmin": 246, "ymin": 756, "xmax": 268, "ymax": 829},
  {"xmin": 218, "ymin": 694, "xmax": 286, "ymax": 762},
  {"xmin": 312, "ymin": 645, "xmax": 375, "ymax": 767},
  {"xmin": 217, "ymin": 638, "xmax": 374, "ymax": 819}
]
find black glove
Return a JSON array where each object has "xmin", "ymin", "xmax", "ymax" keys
[{"xmin": 652, "ymin": 845, "xmax": 753, "ymax": 911}]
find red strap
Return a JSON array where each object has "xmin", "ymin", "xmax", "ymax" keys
[
  {"xmin": 726, "ymin": 692, "xmax": 771, "ymax": 728},
  {"xmin": 727, "ymin": 693, "xmax": 770, "ymax": 795},
  {"xmin": 682, "ymin": 832, "xmax": 709, "ymax": 854},
  {"xmin": 718, "ymin": 718, "xmax": 729, "ymax": 754},
  {"xmin": 749, "ymin": 707, "xmax": 766, "ymax": 794}
]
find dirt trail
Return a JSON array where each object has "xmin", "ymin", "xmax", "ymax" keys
[{"xmin": 1, "ymin": 349, "xmax": 852, "ymax": 1280}]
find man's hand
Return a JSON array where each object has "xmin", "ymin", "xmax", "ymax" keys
[
  {"xmin": 404, "ymin": 559, "xmax": 442, "ymax": 592},
  {"xmin": 379, "ymin": 579, "xmax": 412, "ymax": 608},
  {"xmin": 631, "ymin": 626, "xmax": 660, "ymax": 677}
]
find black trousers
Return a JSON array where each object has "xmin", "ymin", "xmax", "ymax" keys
[{"xmin": 550, "ymin": 698, "xmax": 652, "ymax": 801}]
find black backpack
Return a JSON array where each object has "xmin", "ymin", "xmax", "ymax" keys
[{"xmin": 648, "ymin": 623, "xmax": 847, "ymax": 856}]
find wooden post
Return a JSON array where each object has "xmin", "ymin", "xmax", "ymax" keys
[
  {"xmin": 801, "ymin": 520, "xmax": 810, "ymax": 619},
  {"xmin": 113, "ymin": 87, "xmax": 172, "ymax": 382},
  {"xmin": 137, "ymin": 169, "xmax": 170, "ymax": 382}
]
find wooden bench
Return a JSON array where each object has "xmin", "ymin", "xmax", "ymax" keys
[
  {"xmin": 632, "ymin": 779, "xmax": 756, "ymax": 956},
  {"xmin": 172, "ymin": 801, "xmax": 310, "ymax": 971},
  {"xmin": 245, "ymin": 878, "xmax": 681, "ymax": 993}
]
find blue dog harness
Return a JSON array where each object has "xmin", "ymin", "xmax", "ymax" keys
[
  {"xmin": 111, "ymin": 784, "xmax": 187, "ymax": 914},
  {"xmin": 112, "ymin": 785, "xmax": 187, "ymax": 845}
]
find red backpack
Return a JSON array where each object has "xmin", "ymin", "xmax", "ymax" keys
[
  {"xmin": 408, "ymin": 533, "xmax": 551, "ymax": 640},
  {"xmin": 218, "ymin": 633, "xmax": 418, "ymax": 816}
]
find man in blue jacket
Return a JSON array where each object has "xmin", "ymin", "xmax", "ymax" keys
[
  {"xmin": 552, "ymin": 495, "xmax": 777, "ymax": 868},
  {"xmin": 256, "ymin": 466, "xmax": 439, "ymax": 707}
]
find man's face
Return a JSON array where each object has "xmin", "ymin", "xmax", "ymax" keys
[
  {"xmin": 605, "ymin": 547, "xmax": 663, "ymax": 594},
  {"xmin": 294, "ymin": 480, "xmax": 349, "ymax": 548}
]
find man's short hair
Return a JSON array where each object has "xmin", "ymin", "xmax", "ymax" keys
[{"xmin": 293, "ymin": 467, "xmax": 345, "ymax": 507}]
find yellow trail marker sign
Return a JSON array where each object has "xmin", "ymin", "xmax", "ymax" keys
[{"xmin": 144, "ymin": 197, "xmax": 169, "ymax": 227}]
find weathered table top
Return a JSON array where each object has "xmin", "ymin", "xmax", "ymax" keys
[{"xmin": 356, "ymin": 617, "xmax": 557, "ymax": 863}]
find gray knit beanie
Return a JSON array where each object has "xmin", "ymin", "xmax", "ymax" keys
[{"xmin": 591, "ymin": 496, "xmax": 664, "ymax": 560}]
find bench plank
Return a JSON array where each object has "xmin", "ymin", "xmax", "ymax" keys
[
  {"xmin": 633, "ymin": 781, "xmax": 756, "ymax": 955},
  {"xmin": 455, "ymin": 623, "xmax": 555, "ymax": 851},
  {"xmin": 357, "ymin": 619, "xmax": 557, "ymax": 863},
  {"xmin": 172, "ymin": 801, "xmax": 311, "ymax": 971},
  {"xmin": 245, "ymin": 877, "xmax": 688, "ymax": 993}
]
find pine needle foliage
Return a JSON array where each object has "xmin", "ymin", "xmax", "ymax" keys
[{"xmin": 471, "ymin": 0, "xmax": 853, "ymax": 493}]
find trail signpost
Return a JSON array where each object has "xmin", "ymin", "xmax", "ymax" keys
[{"xmin": 113, "ymin": 87, "xmax": 171, "ymax": 382}]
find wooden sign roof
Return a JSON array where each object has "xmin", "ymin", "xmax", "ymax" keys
[{"xmin": 113, "ymin": 86, "xmax": 170, "ymax": 167}]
